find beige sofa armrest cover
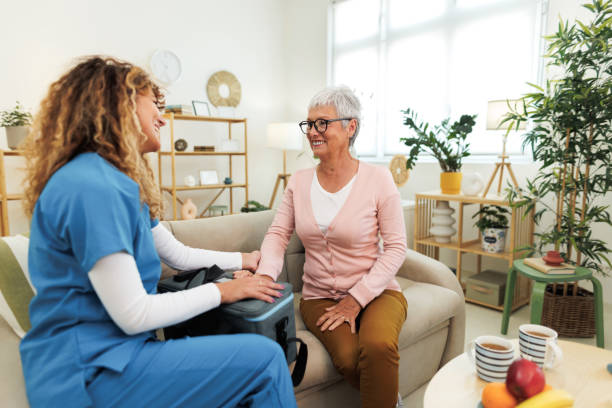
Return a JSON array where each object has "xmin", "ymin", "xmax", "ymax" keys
[{"xmin": 396, "ymin": 249, "xmax": 465, "ymax": 365}]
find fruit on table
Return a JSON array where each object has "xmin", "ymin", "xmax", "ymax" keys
[
  {"xmin": 482, "ymin": 382, "xmax": 518, "ymax": 408},
  {"xmin": 515, "ymin": 389, "xmax": 574, "ymax": 408},
  {"xmin": 506, "ymin": 359, "xmax": 546, "ymax": 399}
]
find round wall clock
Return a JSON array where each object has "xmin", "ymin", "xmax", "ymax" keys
[
  {"xmin": 174, "ymin": 138, "xmax": 188, "ymax": 152},
  {"xmin": 389, "ymin": 154, "xmax": 410, "ymax": 187},
  {"xmin": 206, "ymin": 71, "xmax": 241, "ymax": 107},
  {"xmin": 150, "ymin": 49, "xmax": 182, "ymax": 85}
]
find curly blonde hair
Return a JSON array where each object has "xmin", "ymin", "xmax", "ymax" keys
[{"xmin": 22, "ymin": 56, "xmax": 164, "ymax": 219}]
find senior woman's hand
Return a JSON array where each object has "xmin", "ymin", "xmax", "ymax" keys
[{"xmin": 316, "ymin": 295, "xmax": 362, "ymax": 334}]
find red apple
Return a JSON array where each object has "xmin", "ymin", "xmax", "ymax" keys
[{"xmin": 505, "ymin": 358, "xmax": 546, "ymax": 400}]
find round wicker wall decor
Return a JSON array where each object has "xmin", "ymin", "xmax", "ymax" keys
[{"xmin": 206, "ymin": 71, "xmax": 241, "ymax": 107}]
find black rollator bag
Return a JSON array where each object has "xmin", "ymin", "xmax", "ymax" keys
[{"xmin": 158, "ymin": 265, "xmax": 307, "ymax": 386}]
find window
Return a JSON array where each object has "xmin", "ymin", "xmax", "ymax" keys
[{"xmin": 330, "ymin": 0, "xmax": 546, "ymax": 160}]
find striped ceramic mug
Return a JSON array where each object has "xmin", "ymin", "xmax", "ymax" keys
[
  {"xmin": 467, "ymin": 335, "xmax": 515, "ymax": 382},
  {"xmin": 518, "ymin": 324, "xmax": 563, "ymax": 369}
]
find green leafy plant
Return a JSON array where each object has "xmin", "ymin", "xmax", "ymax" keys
[
  {"xmin": 473, "ymin": 205, "xmax": 510, "ymax": 232},
  {"xmin": 0, "ymin": 102, "xmax": 33, "ymax": 127},
  {"xmin": 505, "ymin": 0, "xmax": 612, "ymax": 276},
  {"xmin": 400, "ymin": 108, "xmax": 476, "ymax": 172},
  {"xmin": 240, "ymin": 200, "xmax": 270, "ymax": 213}
]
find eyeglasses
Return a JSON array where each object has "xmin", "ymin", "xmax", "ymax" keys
[{"xmin": 298, "ymin": 118, "xmax": 353, "ymax": 134}]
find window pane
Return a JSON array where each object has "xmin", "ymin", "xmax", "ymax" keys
[
  {"xmin": 389, "ymin": 0, "xmax": 447, "ymax": 29},
  {"xmin": 456, "ymin": 0, "xmax": 504, "ymax": 8},
  {"xmin": 333, "ymin": 47, "xmax": 378, "ymax": 155},
  {"xmin": 449, "ymin": 7, "xmax": 536, "ymax": 154},
  {"xmin": 385, "ymin": 30, "xmax": 448, "ymax": 155},
  {"xmin": 334, "ymin": 0, "xmax": 380, "ymax": 45}
]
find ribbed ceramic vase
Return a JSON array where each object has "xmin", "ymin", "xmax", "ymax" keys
[{"xmin": 430, "ymin": 201, "xmax": 456, "ymax": 243}]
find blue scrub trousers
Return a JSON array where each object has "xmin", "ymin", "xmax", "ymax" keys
[{"xmin": 86, "ymin": 334, "xmax": 297, "ymax": 407}]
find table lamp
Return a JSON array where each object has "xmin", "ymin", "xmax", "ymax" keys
[
  {"xmin": 267, "ymin": 122, "xmax": 303, "ymax": 207},
  {"xmin": 482, "ymin": 99, "xmax": 527, "ymax": 197}
]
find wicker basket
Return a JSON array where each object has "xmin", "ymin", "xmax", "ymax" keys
[{"xmin": 541, "ymin": 283, "xmax": 595, "ymax": 338}]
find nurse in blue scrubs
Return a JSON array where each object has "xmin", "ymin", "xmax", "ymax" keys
[{"xmin": 19, "ymin": 56, "xmax": 297, "ymax": 408}]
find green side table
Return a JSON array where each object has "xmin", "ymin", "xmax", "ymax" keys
[{"xmin": 500, "ymin": 259, "xmax": 604, "ymax": 348}]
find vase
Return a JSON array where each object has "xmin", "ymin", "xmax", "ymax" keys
[
  {"xmin": 430, "ymin": 200, "xmax": 456, "ymax": 243},
  {"xmin": 462, "ymin": 172, "xmax": 484, "ymax": 196},
  {"xmin": 440, "ymin": 172, "xmax": 462, "ymax": 195},
  {"xmin": 481, "ymin": 228, "xmax": 507, "ymax": 253},
  {"xmin": 5, "ymin": 126, "xmax": 29, "ymax": 150}
]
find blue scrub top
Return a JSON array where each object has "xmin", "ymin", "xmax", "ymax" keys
[{"xmin": 20, "ymin": 153, "xmax": 161, "ymax": 407}]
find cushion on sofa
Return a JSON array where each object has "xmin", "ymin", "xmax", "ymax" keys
[{"xmin": 0, "ymin": 235, "xmax": 33, "ymax": 338}]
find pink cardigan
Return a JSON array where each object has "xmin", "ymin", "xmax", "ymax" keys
[{"xmin": 257, "ymin": 162, "xmax": 407, "ymax": 307}]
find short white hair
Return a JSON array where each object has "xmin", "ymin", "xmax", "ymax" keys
[{"xmin": 308, "ymin": 85, "xmax": 361, "ymax": 147}]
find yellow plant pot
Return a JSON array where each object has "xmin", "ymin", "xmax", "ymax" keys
[{"xmin": 440, "ymin": 172, "xmax": 462, "ymax": 195}]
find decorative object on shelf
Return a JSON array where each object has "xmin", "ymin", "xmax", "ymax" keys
[
  {"xmin": 429, "ymin": 201, "xmax": 456, "ymax": 243},
  {"xmin": 240, "ymin": 200, "xmax": 270, "ymax": 213},
  {"xmin": 194, "ymin": 145, "xmax": 215, "ymax": 152},
  {"xmin": 473, "ymin": 205, "xmax": 509, "ymax": 253},
  {"xmin": 389, "ymin": 154, "xmax": 409, "ymax": 187},
  {"xmin": 165, "ymin": 104, "xmax": 193, "ymax": 115},
  {"xmin": 183, "ymin": 175, "xmax": 196, "ymax": 187},
  {"xmin": 1, "ymin": 102, "xmax": 32, "ymax": 150},
  {"xmin": 192, "ymin": 100, "xmax": 211, "ymax": 117},
  {"xmin": 267, "ymin": 122, "xmax": 303, "ymax": 208},
  {"xmin": 174, "ymin": 138, "xmax": 188, "ymax": 152},
  {"xmin": 199, "ymin": 170, "xmax": 219, "ymax": 185},
  {"xmin": 506, "ymin": 0, "xmax": 612, "ymax": 278},
  {"xmin": 462, "ymin": 172, "xmax": 484, "ymax": 196},
  {"xmin": 220, "ymin": 139, "xmax": 240, "ymax": 152},
  {"xmin": 223, "ymin": 177, "xmax": 232, "ymax": 185},
  {"xmin": 209, "ymin": 205, "xmax": 228, "ymax": 217},
  {"xmin": 206, "ymin": 70, "xmax": 241, "ymax": 107},
  {"xmin": 150, "ymin": 49, "xmax": 182, "ymax": 85},
  {"xmin": 400, "ymin": 108, "xmax": 476, "ymax": 195},
  {"xmin": 481, "ymin": 99, "xmax": 526, "ymax": 197},
  {"xmin": 180, "ymin": 198, "xmax": 197, "ymax": 220}
]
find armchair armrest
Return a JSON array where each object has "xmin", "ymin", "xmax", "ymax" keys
[
  {"xmin": 397, "ymin": 249, "xmax": 465, "ymax": 365},
  {"xmin": 397, "ymin": 249, "xmax": 463, "ymax": 299}
]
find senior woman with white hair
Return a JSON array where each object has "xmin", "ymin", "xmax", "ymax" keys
[{"xmin": 256, "ymin": 86, "xmax": 408, "ymax": 408}]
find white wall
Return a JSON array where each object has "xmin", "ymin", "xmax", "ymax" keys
[{"xmin": 1, "ymin": 0, "xmax": 295, "ymax": 229}]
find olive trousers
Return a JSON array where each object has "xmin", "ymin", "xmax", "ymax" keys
[{"xmin": 300, "ymin": 289, "xmax": 407, "ymax": 408}]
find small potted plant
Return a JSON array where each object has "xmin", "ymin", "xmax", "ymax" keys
[
  {"xmin": 240, "ymin": 200, "xmax": 270, "ymax": 213},
  {"xmin": 1, "ymin": 102, "xmax": 33, "ymax": 150},
  {"xmin": 400, "ymin": 108, "xmax": 476, "ymax": 194},
  {"xmin": 473, "ymin": 205, "xmax": 510, "ymax": 253}
]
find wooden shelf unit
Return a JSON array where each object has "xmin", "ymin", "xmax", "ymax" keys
[
  {"xmin": 0, "ymin": 150, "xmax": 24, "ymax": 236},
  {"xmin": 158, "ymin": 113, "xmax": 248, "ymax": 220},
  {"xmin": 414, "ymin": 190, "xmax": 534, "ymax": 311}
]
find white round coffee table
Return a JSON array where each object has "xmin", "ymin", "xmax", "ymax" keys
[{"xmin": 424, "ymin": 340, "xmax": 612, "ymax": 408}]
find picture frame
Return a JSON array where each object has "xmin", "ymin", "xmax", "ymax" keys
[
  {"xmin": 192, "ymin": 100, "xmax": 211, "ymax": 116},
  {"xmin": 199, "ymin": 170, "xmax": 219, "ymax": 185}
]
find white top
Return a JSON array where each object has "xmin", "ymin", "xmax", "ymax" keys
[
  {"xmin": 87, "ymin": 223, "xmax": 242, "ymax": 335},
  {"xmin": 311, "ymin": 171, "xmax": 356, "ymax": 235}
]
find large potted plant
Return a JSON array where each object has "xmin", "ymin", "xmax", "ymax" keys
[
  {"xmin": 1, "ymin": 102, "xmax": 32, "ymax": 150},
  {"xmin": 505, "ymin": 0, "xmax": 611, "ymax": 336},
  {"xmin": 401, "ymin": 108, "xmax": 476, "ymax": 194}
]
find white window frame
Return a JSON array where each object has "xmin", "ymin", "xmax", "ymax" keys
[{"xmin": 328, "ymin": 0, "xmax": 549, "ymax": 164}]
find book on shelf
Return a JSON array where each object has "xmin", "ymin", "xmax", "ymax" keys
[
  {"xmin": 165, "ymin": 104, "xmax": 194, "ymax": 115},
  {"xmin": 523, "ymin": 257, "xmax": 576, "ymax": 274},
  {"xmin": 194, "ymin": 145, "xmax": 215, "ymax": 152}
]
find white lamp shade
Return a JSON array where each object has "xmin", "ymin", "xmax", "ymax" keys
[
  {"xmin": 486, "ymin": 100, "xmax": 527, "ymax": 131},
  {"xmin": 267, "ymin": 122, "xmax": 303, "ymax": 151}
]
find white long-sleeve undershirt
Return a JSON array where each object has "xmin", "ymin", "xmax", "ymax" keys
[{"xmin": 88, "ymin": 224, "xmax": 242, "ymax": 335}]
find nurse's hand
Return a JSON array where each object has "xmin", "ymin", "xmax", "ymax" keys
[
  {"xmin": 216, "ymin": 274, "xmax": 284, "ymax": 304},
  {"xmin": 233, "ymin": 270, "xmax": 254, "ymax": 279}
]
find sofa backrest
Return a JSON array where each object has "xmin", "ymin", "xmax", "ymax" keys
[{"xmin": 161, "ymin": 210, "xmax": 306, "ymax": 292}]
